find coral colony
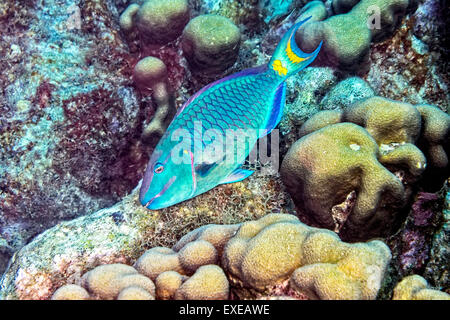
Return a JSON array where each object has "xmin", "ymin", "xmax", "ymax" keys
[{"xmin": 0, "ymin": 0, "xmax": 448, "ymax": 302}]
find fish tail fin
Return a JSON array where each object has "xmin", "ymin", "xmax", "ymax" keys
[{"xmin": 268, "ymin": 16, "xmax": 322, "ymax": 79}]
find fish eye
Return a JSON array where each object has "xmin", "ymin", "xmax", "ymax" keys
[{"xmin": 154, "ymin": 163, "xmax": 164, "ymax": 174}]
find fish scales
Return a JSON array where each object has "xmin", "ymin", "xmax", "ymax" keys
[{"xmin": 139, "ymin": 17, "xmax": 322, "ymax": 210}]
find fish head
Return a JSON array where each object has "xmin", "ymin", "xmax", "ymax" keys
[{"xmin": 139, "ymin": 147, "xmax": 195, "ymax": 210}]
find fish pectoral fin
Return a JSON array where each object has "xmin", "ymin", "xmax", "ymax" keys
[{"xmin": 220, "ymin": 168, "xmax": 254, "ymax": 184}]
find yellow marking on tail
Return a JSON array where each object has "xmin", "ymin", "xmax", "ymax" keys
[
  {"xmin": 272, "ymin": 59, "xmax": 287, "ymax": 76},
  {"xmin": 286, "ymin": 36, "xmax": 307, "ymax": 64}
]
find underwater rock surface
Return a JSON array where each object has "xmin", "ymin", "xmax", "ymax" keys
[{"xmin": 0, "ymin": 0, "xmax": 149, "ymax": 271}]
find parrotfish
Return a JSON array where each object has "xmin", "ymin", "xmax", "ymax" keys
[{"xmin": 140, "ymin": 17, "xmax": 322, "ymax": 210}]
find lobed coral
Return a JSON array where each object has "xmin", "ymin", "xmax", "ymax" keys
[
  {"xmin": 121, "ymin": 0, "xmax": 190, "ymax": 45},
  {"xmin": 393, "ymin": 275, "xmax": 450, "ymax": 300},
  {"xmin": 281, "ymin": 96, "xmax": 448, "ymax": 241},
  {"xmin": 133, "ymin": 56, "xmax": 176, "ymax": 139},
  {"xmin": 295, "ymin": 0, "xmax": 415, "ymax": 72},
  {"xmin": 49, "ymin": 214, "xmax": 391, "ymax": 300},
  {"xmin": 181, "ymin": 14, "xmax": 241, "ymax": 74},
  {"xmin": 52, "ymin": 263, "xmax": 156, "ymax": 300}
]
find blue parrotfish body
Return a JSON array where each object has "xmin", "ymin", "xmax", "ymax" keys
[{"xmin": 140, "ymin": 17, "xmax": 322, "ymax": 210}]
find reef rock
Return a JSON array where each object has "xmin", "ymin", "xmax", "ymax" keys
[{"xmin": 0, "ymin": 0, "xmax": 149, "ymax": 272}]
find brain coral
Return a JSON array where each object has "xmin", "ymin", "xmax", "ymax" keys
[
  {"xmin": 295, "ymin": 0, "xmax": 415, "ymax": 71},
  {"xmin": 121, "ymin": 0, "xmax": 190, "ymax": 44},
  {"xmin": 282, "ymin": 96, "xmax": 448, "ymax": 240},
  {"xmin": 181, "ymin": 14, "xmax": 241, "ymax": 74},
  {"xmin": 393, "ymin": 275, "xmax": 450, "ymax": 300}
]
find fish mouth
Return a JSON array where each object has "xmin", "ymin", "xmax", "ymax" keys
[{"xmin": 145, "ymin": 176, "xmax": 177, "ymax": 209}]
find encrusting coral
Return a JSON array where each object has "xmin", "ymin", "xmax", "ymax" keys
[
  {"xmin": 281, "ymin": 96, "xmax": 448, "ymax": 241},
  {"xmin": 50, "ymin": 214, "xmax": 392, "ymax": 300},
  {"xmin": 133, "ymin": 56, "xmax": 176, "ymax": 139},
  {"xmin": 120, "ymin": 0, "xmax": 190, "ymax": 44},
  {"xmin": 181, "ymin": 14, "xmax": 241, "ymax": 74},
  {"xmin": 392, "ymin": 275, "xmax": 450, "ymax": 300}
]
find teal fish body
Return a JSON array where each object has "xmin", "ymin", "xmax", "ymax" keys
[{"xmin": 140, "ymin": 17, "xmax": 322, "ymax": 210}]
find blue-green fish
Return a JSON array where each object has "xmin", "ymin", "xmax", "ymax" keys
[{"xmin": 140, "ymin": 17, "xmax": 322, "ymax": 210}]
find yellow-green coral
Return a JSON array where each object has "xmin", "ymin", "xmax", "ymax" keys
[
  {"xmin": 181, "ymin": 14, "xmax": 241, "ymax": 74},
  {"xmin": 119, "ymin": 3, "xmax": 140, "ymax": 33},
  {"xmin": 133, "ymin": 57, "xmax": 175, "ymax": 139},
  {"xmin": 416, "ymin": 104, "xmax": 450, "ymax": 169},
  {"xmin": 281, "ymin": 123, "xmax": 406, "ymax": 240},
  {"xmin": 134, "ymin": 247, "xmax": 184, "ymax": 281},
  {"xmin": 51, "ymin": 284, "xmax": 90, "ymax": 300},
  {"xmin": 284, "ymin": 96, "xmax": 446, "ymax": 240},
  {"xmin": 117, "ymin": 286, "xmax": 155, "ymax": 300},
  {"xmin": 50, "ymin": 214, "xmax": 392, "ymax": 300},
  {"xmin": 174, "ymin": 265, "xmax": 229, "ymax": 300},
  {"xmin": 343, "ymin": 97, "xmax": 422, "ymax": 145},
  {"xmin": 221, "ymin": 214, "xmax": 391, "ymax": 299},
  {"xmin": 393, "ymin": 275, "xmax": 450, "ymax": 300},
  {"xmin": 132, "ymin": 0, "xmax": 190, "ymax": 44},
  {"xmin": 53, "ymin": 263, "xmax": 156, "ymax": 300},
  {"xmin": 295, "ymin": 0, "xmax": 413, "ymax": 70},
  {"xmin": 155, "ymin": 271, "xmax": 185, "ymax": 300},
  {"xmin": 177, "ymin": 240, "xmax": 218, "ymax": 275}
]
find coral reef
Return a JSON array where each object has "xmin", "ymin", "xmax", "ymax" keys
[
  {"xmin": 281, "ymin": 96, "xmax": 448, "ymax": 241},
  {"xmin": 181, "ymin": 14, "xmax": 241, "ymax": 74},
  {"xmin": 0, "ymin": 0, "xmax": 148, "ymax": 271},
  {"xmin": 393, "ymin": 275, "xmax": 450, "ymax": 300},
  {"xmin": 0, "ymin": 171, "xmax": 289, "ymax": 300},
  {"xmin": 14, "ymin": 214, "xmax": 391, "ymax": 300}
]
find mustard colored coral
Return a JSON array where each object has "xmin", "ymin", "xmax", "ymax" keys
[
  {"xmin": 282, "ymin": 96, "xmax": 447, "ymax": 240},
  {"xmin": 181, "ymin": 14, "xmax": 241, "ymax": 74},
  {"xmin": 51, "ymin": 284, "xmax": 90, "ymax": 300},
  {"xmin": 52, "ymin": 263, "xmax": 156, "ymax": 300},
  {"xmin": 393, "ymin": 275, "xmax": 450, "ymax": 300},
  {"xmin": 221, "ymin": 214, "xmax": 391, "ymax": 299},
  {"xmin": 281, "ymin": 123, "xmax": 406, "ymax": 240}
]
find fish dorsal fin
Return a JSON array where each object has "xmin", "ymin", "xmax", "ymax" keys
[
  {"xmin": 261, "ymin": 82, "xmax": 286, "ymax": 137},
  {"xmin": 220, "ymin": 168, "xmax": 254, "ymax": 184}
]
